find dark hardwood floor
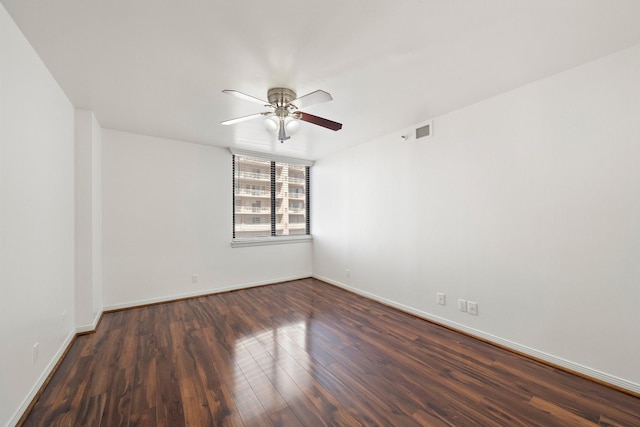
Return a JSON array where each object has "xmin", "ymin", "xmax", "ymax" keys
[{"xmin": 20, "ymin": 278, "xmax": 640, "ymax": 426}]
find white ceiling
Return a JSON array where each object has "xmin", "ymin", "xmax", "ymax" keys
[{"xmin": 3, "ymin": 1, "xmax": 640, "ymax": 160}]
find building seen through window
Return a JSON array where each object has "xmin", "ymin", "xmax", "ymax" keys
[{"xmin": 233, "ymin": 154, "xmax": 310, "ymax": 239}]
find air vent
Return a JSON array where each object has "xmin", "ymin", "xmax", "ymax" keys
[{"xmin": 415, "ymin": 120, "xmax": 433, "ymax": 140}]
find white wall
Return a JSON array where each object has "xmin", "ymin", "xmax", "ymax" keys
[
  {"xmin": 102, "ymin": 130, "xmax": 312, "ymax": 308},
  {"xmin": 312, "ymin": 44, "xmax": 640, "ymax": 392},
  {"xmin": 0, "ymin": 3, "xmax": 76, "ymax": 426}
]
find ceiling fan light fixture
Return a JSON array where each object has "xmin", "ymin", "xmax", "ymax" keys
[
  {"xmin": 264, "ymin": 115, "xmax": 299, "ymax": 140},
  {"xmin": 264, "ymin": 116, "xmax": 279, "ymax": 133},
  {"xmin": 285, "ymin": 116, "xmax": 300, "ymax": 134}
]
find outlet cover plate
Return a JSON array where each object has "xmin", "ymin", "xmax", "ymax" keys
[{"xmin": 468, "ymin": 301, "xmax": 478, "ymax": 315}]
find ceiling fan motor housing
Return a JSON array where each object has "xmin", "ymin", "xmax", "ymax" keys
[{"xmin": 268, "ymin": 88, "xmax": 297, "ymax": 107}]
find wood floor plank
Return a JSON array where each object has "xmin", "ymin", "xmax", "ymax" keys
[
  {"xmin": 529, "ymin": 396, "xmax": 600, "ymax": 426},
  {"xmin": 155, "ymin": 346, "xmax": 186, "ymax": 427},
  {"xmin": 411, "ymin": 408, "xmax": 452, "ymax": 426},
  {"xmin": 19, "ymin": 278, "xmax": 640, "ymax": 426}
]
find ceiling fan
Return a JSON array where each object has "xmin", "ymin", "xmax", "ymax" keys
[{"xmin": 221, "ymin": 87, "xmax": 342, "ymax": 143}]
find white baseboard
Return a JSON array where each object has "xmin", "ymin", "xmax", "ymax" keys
[
  {"xmin": 6, "ymin": 331, "xmax": 75, "ymax": 427},
  {"xmin": 102, "ymin": 275, "xmax": 310, "ymax": 312},
  {"xmin": 75, "ymin": 308, "xmax": 104, "ymax": 334},
  {"xmin": 313, "ymin": 274, "xmax": 640, "ymax": 396}
]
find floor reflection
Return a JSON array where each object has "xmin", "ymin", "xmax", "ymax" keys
[{"xmin": 232, "ymin": 320, "xmax": 311, "ymax": 417}]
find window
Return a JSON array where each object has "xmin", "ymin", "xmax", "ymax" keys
[{"xmin": 232, "ymin": 150, "xmax": 312, "ymax": 244}]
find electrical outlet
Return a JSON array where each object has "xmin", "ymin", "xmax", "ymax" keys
[
  {"xmin": 437, "ymin": 292, "xmax": 446, "ymax": 305},
  {"xmin": 458, "ymin": 299, "xmax": 467, "ymax": 312},
  {"xmin": 346, "ymin": 269, "xmax": 351, "ymax": 278},
  {"xmin": 191, "ymin": 274, "xmax": 198, "ymax": 284},
  {"xmin": 32, "ymin": 343, "xmax": 39, "ymax": 365},
  {"xmin": 468, "ymin": 301, "xmax": 478, "ymax": 315}
]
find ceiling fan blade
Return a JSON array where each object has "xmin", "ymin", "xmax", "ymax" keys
[
  {"xmin": 297, "ymin": 112, "xmax": 342, "ymax": 131},
  {"xmin": 221, "ymin": 112, "xmax": 268, "ymax": 125},
  {"xmin": 291, "ymin": 90, "xmax": 333, "ymax": 109},
  {"xmin": 222, "ymin": 89, "xmax": 269, "ymax": 106}
]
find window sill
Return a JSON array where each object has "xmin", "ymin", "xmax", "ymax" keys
[{"xmin": 231, "ymin": 235, "xmax": 313, "ymax": 248}]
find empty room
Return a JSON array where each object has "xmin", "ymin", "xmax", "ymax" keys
[{"xmin": 2, "ymin": 1, "xmax": 640, "ymax": 426}]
